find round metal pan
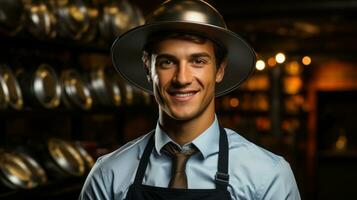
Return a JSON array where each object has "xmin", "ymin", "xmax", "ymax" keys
[
  {"xmin": 49, "ymin": 0, "xmax": 90, "ymax": 40},
  {"xmin": 61, "ymin": 69, "xmax": 93, "ymax": 110},
  {"xmin": 88, "ymin": 67, "xmax": 122, "ymax": 107},
  {"xmin": 107, "ymin": 72, "xmax": 123, "ymax": 107},
  {"xmin": 80, "ymin": 1, "xmax": 99, "ymax": 43},
  {"xmin": 0, "ymin": 73, "xmax": 10, "ymax": 109},
  {"xmin": 47, "ymin": 138, "xmax": 85, "ymax": 177},
  {"xmin": 24, "ymin": 0, "xmax": 57, "ymax": 39},
  {"xmin": 0, "ymin": 0, "xmax": 24, "ymax": 35},
  {"xmin": 0, "ymin": 64, "xmax": 23, "ymax": 110},
  {"xmin": 72, "ymin": 141, "xmax": 94, "ymax": 172},
  {"xmin": 98, "ymin": 0, "xmax": 134, "ymax": 41},
  {"xmin": 128, "ymin": 3, "xmax": 145, "ymax": 29},
  {"xmin": 17, "ymin": 64, "xmax": 61, "ymax": 109},
  {"xmin": 0, "ymin": 149, "xmax": 47, "ymax": 189}
]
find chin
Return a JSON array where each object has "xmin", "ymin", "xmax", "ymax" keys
[{"xmin": 164, "ymin": 107, "xmax": 198, "ymax": 121}]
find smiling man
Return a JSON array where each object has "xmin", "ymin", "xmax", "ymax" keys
[
  {"xmin": 79, "ymin": 0, "xmax": 301, "ymax": 200},
  {"xmin": 144, "ymin": 35, "xmax": 226, "ymax": 145}
]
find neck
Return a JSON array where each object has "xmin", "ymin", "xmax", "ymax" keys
[{"xmin": 159, "ymin": 101, "xmax": 216, "ymax": 146}]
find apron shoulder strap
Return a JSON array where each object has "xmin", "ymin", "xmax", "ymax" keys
[
  {"xmin": 133, "ymin": 130, "xmax": 155, "ymax": 185},
  {"xmin": 215, "ymin": 126, "xmax": 229, "ymax": 190}
]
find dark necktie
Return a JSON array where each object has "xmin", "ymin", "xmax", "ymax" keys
[{"xmin": 163, "ymin": 142, "xmax": 197, "ymax": 189}]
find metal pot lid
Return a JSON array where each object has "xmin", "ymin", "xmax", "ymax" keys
[
  {"xmin": 61, "ymin": 69, "xmax": 92, "ymax": 110},
  {"xmin": 0, "ymin": 64, "xmax": 23, "ymax": 110},
  {"xmin": 0, "ymin": 150, "xmax": 47, "ymax": 189},
  {"xmin": 47, "ymin": 138, "xmax": 85, "ymax": 176},
  {"xmin": 0, "ymin": 74, "xmax": 10, "ymax": 109},
  {"xmin": 33, "ymin": 64, "xmax": 61, "ymax": 108}
]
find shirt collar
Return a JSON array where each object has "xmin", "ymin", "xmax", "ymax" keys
[{"xmin": 154, "ymin": 116, "xmax": 220, "ymax": 159}]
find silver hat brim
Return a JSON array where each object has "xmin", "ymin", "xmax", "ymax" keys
[{"xmin": 111, "ymin": 21, "xmax": 256, "ymax": 97}]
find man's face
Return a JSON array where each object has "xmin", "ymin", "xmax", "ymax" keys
[{"xmin": 147, "ymin": 38, "xmax": 225, "ymax": 121}]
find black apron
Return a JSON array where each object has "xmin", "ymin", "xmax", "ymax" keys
[{"xmin": 124, "ymin": 126, "xmax": 231, "ymax": 200}]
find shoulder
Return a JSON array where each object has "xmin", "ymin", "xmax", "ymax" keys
[
  {"xmin": 96, "ymin": 131, "xmax": 153, "ymax": 171},
  {"xmin": 225, "ymin": 128, "xmax": 300, "ymax": 199},
  {"xmin": 79, "ymin": 131, "xmax": 153, "ymax": 200},
  {"xmin": 225, "ymin": 128, "xmax": 283, "ymax": 168}
]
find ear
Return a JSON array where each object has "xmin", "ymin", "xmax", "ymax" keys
[
  {"xmin": 215, "ymin": 59, "xmax": 227, "ymax": 83},
  {"xmin": 142, "ymin": 51, "xmax": 152, "ymax": 82}
]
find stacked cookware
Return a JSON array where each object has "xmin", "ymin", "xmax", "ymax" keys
[
  {"xmin": 0, "ymin": 64, "xmax": 151, "ymax": 110},
  {"xmin": 0, "ymin": 0, "xmax": 144, "ymax": 43}
]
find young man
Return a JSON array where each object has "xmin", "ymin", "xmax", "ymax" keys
[{"xmin": 79, "ymin": 0, "xmax": 301, "ymax": 199}]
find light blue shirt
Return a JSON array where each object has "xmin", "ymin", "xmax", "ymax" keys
[{"xmin": 79, "ymin": 117, "xmax": 301, "ymax": 200}]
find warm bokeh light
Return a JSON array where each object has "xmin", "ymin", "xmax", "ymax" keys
[
  {"xmin": 302, "ymin": 56, "xmax": 312, "ymax": 65},
  {"xmin": 275, "ymin": 53, "xmax": 286, "ymax": 64},
  {"xmin": 267, "ymin": 57, "xmax": 277, "ymax": 67},
  {"xmin": 285, "ymin": 61, "xmax": 301, "ymax": 75},
  {"xmin": 229, "ymin": 98, "xmax": 239, "ymax": 108},
  {"xmin": 255, "ymin": 60, "xmax": 266, "ymax": 71}
]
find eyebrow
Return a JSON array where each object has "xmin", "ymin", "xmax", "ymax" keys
[
  {"xmin": 155, "ymin": 52, "xmax": 212, "ymax": 60},
  {"xmin": 190, "ymin": 53, "xmax": 212, "ymax": 59},
  {"xmin": 155, "ymin": 54, "xmax": 177, "ymax": 60}
]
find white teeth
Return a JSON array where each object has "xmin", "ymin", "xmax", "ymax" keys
[{"xmin": 174, "ymin": 93, "xmax": 194, "ymax": 97}]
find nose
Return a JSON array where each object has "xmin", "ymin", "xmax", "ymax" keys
[{"xmin": 173, "ymin": 62, "xmax": 192, "ymax": 86}]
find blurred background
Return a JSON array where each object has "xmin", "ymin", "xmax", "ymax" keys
[{"xmin": 0, "ymin": 0, "xmax": 356, "ymax": 199}]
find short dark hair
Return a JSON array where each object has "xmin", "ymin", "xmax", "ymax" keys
[{"xmin": 143, "ymin": 31, "xmax": 227, "ymax": 67}]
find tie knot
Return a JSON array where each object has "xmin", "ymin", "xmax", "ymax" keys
[
  {"xmin": 163, "ymin": 142, "xmax": 197, "ymax": 159},
  {"xmin": 162, "ymin": 142, "xmax": 197, "ymax": 188}
]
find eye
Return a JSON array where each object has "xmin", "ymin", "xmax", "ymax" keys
[
  {"xmin": 157, "ymin": 59, "xmax": 175, "ymax": 68},
  {"xmin": 193, "ymin": 58, "xmax": 207, "ymax": 65}
]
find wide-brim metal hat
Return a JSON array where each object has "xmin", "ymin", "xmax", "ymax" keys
[{"xmin": 111, "ymin": 0, "xmax": 256, "ymax": 97}]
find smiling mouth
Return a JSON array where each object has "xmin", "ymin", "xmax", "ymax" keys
[
  {"xmin": 173, "ymin": 92, "xmax": 196, "ymax": 97},
  {"xmin": 168, "ymin": 90, "xmax": 198, "ymax": 101}
]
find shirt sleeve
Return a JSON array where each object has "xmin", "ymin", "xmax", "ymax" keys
[
  {"xmin": 259, "ymin": 158, "xmax": 301, "ymax": 200},
  {"xmin": 78, "ymin": 158, "xmax": 112, "ymax": 200}
]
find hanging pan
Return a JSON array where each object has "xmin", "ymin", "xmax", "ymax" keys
[
  {"xmin": 61, "ymin": 69, "xmax": 93, "ymax": 110},
  {"xmin": 80, "ymin": 1, "xmax": 100, "ymax": 43},
  {"xmin": 88, "ymin": 67, "xmax": 122, "ymax": 107},
  {"xmin": 98, "ymin": 0, "xmax": 134, "ymax": 41},
  {"xmin": 72, "ymin": 141, "xmax": 94, "ymax": 173},
  {"xmin": 0, "ymin": 64, "xmax": 23, "ymax": 110},
  {"xmin": 17, "ymin": 64, "xmax": 61, "ymax": 109},
  {"xmin": 45, "ymin": 138, "xmax": 86, "ymax": 177},
  {"xmin": 0, "ymin": 149, "xmax": 47, "ymax": 189},
  {"xmin": 49, "ymin": 0, "xmax": 90, "ymax": 40},
  {"xmin": 0, "ymin": 0, "xmax": 24, "ymax": 35},
  {"xmin": 0, "ymin": 73, "xmax": 9, "ymax": 109},
  {"xmin": 23, "ymin": 0, "xmax": 57, "ymax": 39}
]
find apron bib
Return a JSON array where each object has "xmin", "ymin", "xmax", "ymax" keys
[{"xmin": 124, "ymin": 126, "xmax": 231, "ymax": 200}]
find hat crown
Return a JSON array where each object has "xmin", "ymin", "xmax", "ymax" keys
[{"xmin": 146, "ymin": 0, "xmax": 227, "ymax": 29}]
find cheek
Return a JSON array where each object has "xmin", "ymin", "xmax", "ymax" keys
[
  {"xmin": 194, "ymin": 68, "xmax": 216, "ymax": 86},
  {"xmin": 154, "ymin": 70, "xmax": 173, "ymax": 89}
]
